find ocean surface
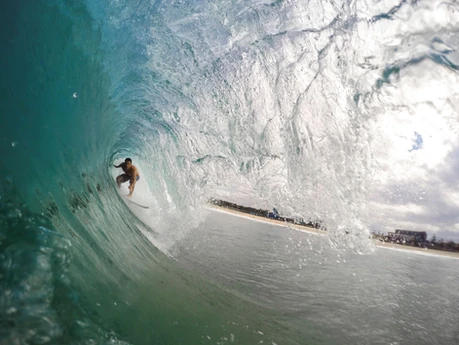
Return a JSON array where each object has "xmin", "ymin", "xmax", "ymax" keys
[
  {"xmin": 176, "ymin": 210, "xmax": 459, "ymax": 345},
  {"xmin": 1, "ymin": 0, "xmax": 459, "ymax": 344}
]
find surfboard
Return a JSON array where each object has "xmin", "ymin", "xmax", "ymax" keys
[{"xmin": 124, "ymin": 197, "xmax": 149, "ymax": 209}]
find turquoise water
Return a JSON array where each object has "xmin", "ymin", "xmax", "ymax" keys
[{"xmin": 2, "ymin": 0, "xmax": 459, "ymax": 344}]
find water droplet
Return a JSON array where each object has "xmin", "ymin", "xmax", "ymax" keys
[
  {"xmin": 73, "ymin": 92, "xmax": 78, "ymax": 98},
  {"xmin": 11, "ymin": 141, "xmax": 18, "ymax": 147}
]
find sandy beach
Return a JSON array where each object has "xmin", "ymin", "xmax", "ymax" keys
[
  {"xmin": 374, "ymin": 241, "xmax": 459, "ymax": 259},
  {"xmin": 209, "ymin": 204, "xmax": 459, "ymax": 259},
  {"xmin": 208, "ymin": 204, "xmax": 327, "ymax": 236}
]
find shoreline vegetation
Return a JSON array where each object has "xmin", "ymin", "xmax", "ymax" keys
[{"xmin": 208, "ymin": 199, "xmax": 459, "ymax": 259}]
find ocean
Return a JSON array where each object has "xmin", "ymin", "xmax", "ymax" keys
[
  {"xmin": 1, "ymin": 0, "xmax": 459, "ymax": 344},
  {"xmin": 176, "ymin": 210, "xmax": 459, "ymax": 345}
]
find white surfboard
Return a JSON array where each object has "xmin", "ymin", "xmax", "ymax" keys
[{"xmin": 124, "ymin": 196, "xmax": 149, "ymax": 209}]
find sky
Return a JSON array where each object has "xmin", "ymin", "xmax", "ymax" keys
[{"xmin": 367, "ymin": 57, "xmax": 459, "ymax": 242}]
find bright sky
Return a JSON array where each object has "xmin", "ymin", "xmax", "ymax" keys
[{"xmin": 368, "ymin": 58, "xmax": 459, "ymax": 242}]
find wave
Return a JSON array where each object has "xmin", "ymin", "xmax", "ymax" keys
[{"xmin": 1, "ymin": 0, "xmax": 459, "ymax": 344}]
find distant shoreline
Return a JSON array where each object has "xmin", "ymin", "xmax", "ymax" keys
[
  {"xmin": 374, "ymin": 241, "xmax": 459, "ymax": 259},
  {"xmin": 208, "ymin": 204, "xmax": 327, "ymax": 235},
  {"xmin": 208, "ymin": 204, "xmax": 459, "ymax": 260}
]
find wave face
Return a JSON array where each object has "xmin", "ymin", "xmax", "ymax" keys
[{"xmin": 1, "ymin": 0, "xmax": 459, "ymax": 344}]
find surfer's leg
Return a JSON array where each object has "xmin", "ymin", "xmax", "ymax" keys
[
  {"xmin": 128, "ymin": 176, "xmax": 139, "ymax": 197},
  {"xmin": 116, "ymin": 174, "xmax": 130, "ymax": 188},
  {"xmin": 128, "ymin": 176, "xmax": 139, "ymax": 187},
  {"xmin": 127, "ymin": 176, "xmax": 139, "ymax": 188}
]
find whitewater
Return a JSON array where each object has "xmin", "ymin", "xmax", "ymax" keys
[{"xmin": 1, "ymin": 0, "xmax": 459, "ymax": 344}]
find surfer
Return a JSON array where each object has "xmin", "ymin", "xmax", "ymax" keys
[{"xmin": 114, "ymin": 158, "xmax": 139, "ymax": 197}]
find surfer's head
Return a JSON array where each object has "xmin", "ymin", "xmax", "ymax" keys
[{"xmin": 125, "ymin": 158, "xmax": 132, "ymax": 166}]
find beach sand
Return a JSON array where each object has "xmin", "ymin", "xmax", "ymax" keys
[
  {"xmin": 208, "ymin": 204, "xmax": 459, "ymax": 260},
  {"xmin": 374, "ymin": 241, "xmax": 459, "ymax": 259},
  {"xmin": 208, "ymin": 204, "xmax": 327, "ymax": 236}
]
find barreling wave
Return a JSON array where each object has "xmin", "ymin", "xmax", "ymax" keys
[{"xmin": 1, "ymin": 0, "xmax": 459, "ymax": 344}]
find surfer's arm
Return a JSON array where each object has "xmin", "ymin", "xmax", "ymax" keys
[{"xmin": 128, "ymin": 183, "xmax": 135, "ymax": 197}]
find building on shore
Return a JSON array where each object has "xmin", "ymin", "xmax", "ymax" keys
[{"xmin": 387, "ymin": 229, "xmax": 427, "ymax": 244}]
